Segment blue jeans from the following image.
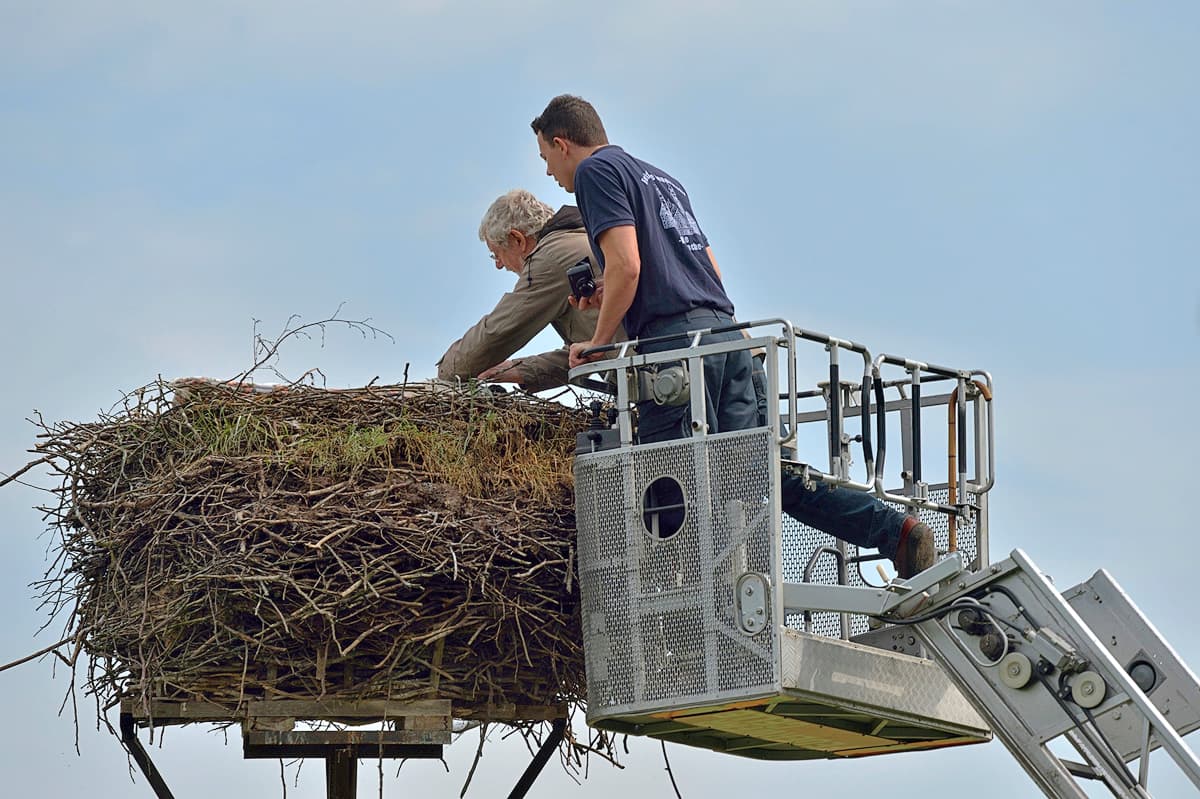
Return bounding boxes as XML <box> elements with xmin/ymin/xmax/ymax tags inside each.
<box><xmin>751</xmin><ymin>352</ymin><xmax>797</xmax><ymax>461</ymax></box>
<box><xmin>636</xmin><ymin>307</ymin><xmax>906</xmax><ymax>559</ymax></box>
<box><xmin>635</xmin><ymin>308</ymin><xmax>758</xmax><ymax>443</ymax></box>
<box><xmin>781</xmin><ymin>472</ymin><xmax>905</xmax><ymax>556</ymax></box>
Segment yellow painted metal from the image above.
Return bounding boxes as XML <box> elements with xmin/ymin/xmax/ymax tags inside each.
<box><xmin>672</xmin><ymin>708</ymin><xmax>893</xmax><ymax>752</ymax></box>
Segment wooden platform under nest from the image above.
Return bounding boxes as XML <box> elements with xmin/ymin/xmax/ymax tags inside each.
<box><xmin>123</xmin><ymin>696</ymin><xmax>565</xmax><ymax>728</ymax></box>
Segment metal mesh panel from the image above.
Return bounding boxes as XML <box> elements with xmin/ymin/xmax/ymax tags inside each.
<box><xmin>576</xmin><ymin>429</ymin><xmax>779</xmax><ymax>720</ymax></box>
<box><xmin>781</xmin><ymin>487</ymin><xmax>979</xmax><ymax>638</ymax></box>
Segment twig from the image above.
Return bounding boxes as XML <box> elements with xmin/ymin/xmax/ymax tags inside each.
<box><xmin>0</xmin><ymin>636</ymin><xmax>73</xmax><ymax>674</ymax></box>
<box><xmin>232</xmin><ymin>306</ymin><xmax>394</xmax><ymax>387</ymax></box>
<box><xmin>0</xmin><ymin>453</ymin><xmax>55</xmax><ymax>488</ymax></box>
<box><xmin>662</xmin><ymin>740</ymin><xmax>683</xmax><ymax>798</ymax></box>
<box><xmin>460</xmin><ymin>722</ymin><xmax>488</xmax><ymax>797</ymax></box>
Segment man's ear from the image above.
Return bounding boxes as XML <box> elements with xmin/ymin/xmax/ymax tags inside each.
<box><xmin>553</xmin><ymin>136</ymin><xmax>570</xmax><ymax>156</ymax></box>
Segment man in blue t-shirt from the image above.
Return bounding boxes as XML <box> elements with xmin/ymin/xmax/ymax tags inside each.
<box><xmin>530</xmin><ymin>94</ymin><xmax>934</xmax><ymax>578</ymax></box>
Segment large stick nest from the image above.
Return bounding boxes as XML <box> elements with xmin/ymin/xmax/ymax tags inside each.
<box><xmin>30</xmin><ymin>378</ymin><xmax>593</xmax><ymax>723</ymax></box>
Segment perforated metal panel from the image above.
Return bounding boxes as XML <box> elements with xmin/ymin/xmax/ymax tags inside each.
<box><xmin>575</xmin><ymin>428</ymin><xmax>780</xmax><ymax>720</ymax></box>
<box><xmin>781</xmin><ymin>487</ymin><xmax>979</xmax><ymax>638</ymax></box>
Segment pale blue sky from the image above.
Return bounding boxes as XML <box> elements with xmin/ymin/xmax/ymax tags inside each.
<box><xmin>2</xmin><ymin>2</ymin><xmax>1198</xmax><ymax>796</ymax></box>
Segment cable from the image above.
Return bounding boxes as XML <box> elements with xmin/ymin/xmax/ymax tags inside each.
<box><xmin>981</xmin><ymin>583</ymin><xmax>1044</xmax><ymax>631</ymax></box>
<box><xmin>948</xmin><ymin>598</ymin><xmax>1010</xmax><ymax>667</ymax></box>
<box><xmin>1082</xmin><ymin>704</ymin><xmax>1144</xmax><ymax>790</ymax></box>
<box><xmin>1036</xmin><ymin>671</ymin><xmax>1137</xmax><ymax>792</ymax></box>
<box><xmin>887</xmin><ymin>582</ymin><xmax>1140</xmax><ymax>789</ymax></box>
<box><xmin>947</xmin><ymin>620</ymin><xmax>1009</xmax><ymax>668</ymax></box>
<box><xmin>887</xmin><ymin>596</ymin><xmax>1010</xmax><ymax>668</ymax></box>
<box><xmin>884</xmin><ymin>595</ymin><xmax>1010</xmax><ymax>631</ymax></box>
<box><xmin>970</xmin><ymin>599</ymin><xmax>1033</xmax><ymax>637</ymax></box>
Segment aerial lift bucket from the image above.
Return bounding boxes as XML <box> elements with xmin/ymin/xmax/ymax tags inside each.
<box><xmin>569</xmin><ymin>319</ymin><xmax>992</xmax><ymax>759</ymax></box>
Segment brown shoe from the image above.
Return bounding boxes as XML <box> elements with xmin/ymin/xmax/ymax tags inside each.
<box><xmin>894</xmin><ymin>520</ymin><xmax>935</xmax><ymax>579</ymax></box>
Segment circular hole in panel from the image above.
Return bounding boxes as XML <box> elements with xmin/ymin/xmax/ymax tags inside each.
<box><xmin>642</xmin><ymin>476</ymin><xmax>686</xmax><ymax>539</ymax></box>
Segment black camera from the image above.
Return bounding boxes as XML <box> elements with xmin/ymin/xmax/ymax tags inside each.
<box><xmin>566</xmin><ymin>258</ymin><xmax>596</xmax><ymax>300</ymax></box>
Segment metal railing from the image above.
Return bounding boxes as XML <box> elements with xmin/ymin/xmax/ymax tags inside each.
<box><xmin>569</xmin><ymin>316</ymin><xmax>995</xmax><ymax>567</ymax></box>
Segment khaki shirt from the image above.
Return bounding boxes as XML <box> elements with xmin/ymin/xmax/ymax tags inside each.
<box><xmin>437</xmin><ymin>227</ymin><xmax>607</xmax><ymax>392</ymax></box>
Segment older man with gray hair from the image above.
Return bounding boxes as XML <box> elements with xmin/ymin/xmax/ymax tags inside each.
<box><xmin>437</xmin><ymin>189</ymin><xmax>606</xmax><ymax>392</ymax></box>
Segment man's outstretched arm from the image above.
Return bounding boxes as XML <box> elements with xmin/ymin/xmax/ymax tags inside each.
<box><xmin>569</xmin><ymin>224</ymin><xmax>639</xmax><ymax>368</ymax></box>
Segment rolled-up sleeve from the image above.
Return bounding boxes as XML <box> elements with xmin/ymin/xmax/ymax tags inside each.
<box><xmin>436</xmin><ymin>255</ymin><xmax>573</xmax><ymax>382</ymax></box>
<box><xmin>514</xmin><ymin>348</ymin><xmax>571</xmax><ymax>393</ymax></box>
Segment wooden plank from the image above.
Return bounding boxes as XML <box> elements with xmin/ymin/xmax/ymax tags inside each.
<box><xmin>248</xmin><ymin>730</ymin><xmax>451</xmax><ymax>746</ymax></box>
<box><xmin>122</xmin><ymin>699</ymin><xmax>244</xmax><ymax>723</ymax></box>
<box><xmin>243</xmin><ymin>729</ymin><xmax>450</xmax><ymax>758</ymax></box>
<box><xmin>246</xmin><ymin>699</ymin><xmax>450</xmax><ymax>718</ymax></box>
<box><xmin>122</xmin><ymin>698</ymin><xmax>451</xmax><ymax>723</ymax></box>
<box><xmin>122</xmin><ymin>696</ymin><xmax>565</xmax><ymax>724</ymax></box>
<box><xmin>245</xmin><ymin>716</ymin><xmax>296</xmax><ymax>732</ymax></box>
<box><xmin>454</xmin><ymin>703</ymin><xmax>566</xmax><ymax>722</ymax></box>
<box><xmin>400</xmin><ymin>715</ymin><xmax>450</xmax><ymax>732</ymax></box>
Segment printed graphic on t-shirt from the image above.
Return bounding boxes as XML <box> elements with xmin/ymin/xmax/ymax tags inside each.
<box><xmin>641</xmin><ymin>170</ymin><xmax>705</xmax><ymax>252</ymax></box>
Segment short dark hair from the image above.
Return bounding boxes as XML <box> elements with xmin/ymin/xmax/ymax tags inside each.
<box><xmin>531</xmin><ymin>95</ymin><xmax>609</xmax><ymax>147</ymax></box>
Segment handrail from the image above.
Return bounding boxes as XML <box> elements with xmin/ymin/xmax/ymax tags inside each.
<box><xmin>870</xmin><ymin>353</ymin><xmax>994</xmax><ymax>516</ymax></box>
<box><xmin>801</xmin><ymin>546</ymin><xmax>848</xmax><ymax>638</ymax></box>
<box><xmin>968</xmin><ymin>370</ymin><xmax>995</xmax><ymax>494</ymax></box>
<box><xmin>946</xmin><ymin>377</ymin><xmax>994</xmax><ymax>552</ymax></box>
<box><xmin>568</xmin><ymin>317</ymin><xmax>799</xmax><ymax>450</ymax></box>
<box><xmin>785</xmin><ymin>327</ymin><xmax>874</xmax><ymax>488</ymax></box>
<box><xmin>569</xmin><ymin>317</ymin><xmax>994</xmax><ymax>521</ymax></box>
<box><xmin>576</xmin><ymin>319</ymin><xmax>759</xmax><ymax>360</ymax></box>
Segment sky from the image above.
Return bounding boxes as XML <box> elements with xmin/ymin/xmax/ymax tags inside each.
<box><xmin>1</xmin><ymin>1</ymin><xmax>1199</xmax><ymax>796</ymax></box>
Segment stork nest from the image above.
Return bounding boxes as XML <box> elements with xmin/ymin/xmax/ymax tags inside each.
<box><xmin>28</xmin><ymin>378</ymin><xmax>595</xmax><ymax>727</ymax></box>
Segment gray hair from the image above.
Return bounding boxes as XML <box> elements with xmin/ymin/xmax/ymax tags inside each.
<box><xmin>478</xmin><ymin>189</ymin><xmax>554</xmax><ymax>246</ymax></box>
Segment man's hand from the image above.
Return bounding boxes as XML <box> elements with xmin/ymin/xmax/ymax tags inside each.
<box><xmin>569</xmin><ymin>340</ymin><xmax>607</xmax><ymax>369</ymax></box>
<box><xmin>477</xmin><ymin>359</ymin><xmax>522</xmax><ymax>383</ymax></box>
<box><xmin>570</xmin><ymin>226</ymin><xmax>639</xmax><ymax>369</ymax></box>
<box><xmin>567</xmin><ymin>277</ymin><xmax>605</xmax><ymax>312</ymax></box>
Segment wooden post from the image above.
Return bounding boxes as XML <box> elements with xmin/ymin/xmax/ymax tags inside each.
<box><xmin>326</xmin><ymin>748</ymin><xmax>357</xmax><ymax>799</ymax></box>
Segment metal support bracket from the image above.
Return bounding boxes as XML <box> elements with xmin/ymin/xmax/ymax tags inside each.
<box><xmin>779</xmin><ymin>554</ymin><xmax>966</xmax><ymax>618</ymax></box>
<box><xmin>507</xmin><ymin>717</ymin><xmax>567</xmax><ymax>799</ymax></box>
<box><xmin>735</xmin><ymin>572</ymin><xmax>770</xmax><ymax>634</ymax></box>
<box><xmin>119</xmin><ymin>712</ymin><xmax>176</xmax><ymax>799</ymax></box>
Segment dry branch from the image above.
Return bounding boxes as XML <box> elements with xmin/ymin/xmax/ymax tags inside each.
<box><xmin>25</xmin><ymin>376</ymin><xmax>606</xmax><ymax>764</ymax></box>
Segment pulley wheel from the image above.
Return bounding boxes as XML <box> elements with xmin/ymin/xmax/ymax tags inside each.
<box><xmin>1070</xmin><ymin>671</ymin><xmax>1107</xmax><ymax>709</ymax></box>
<box><xmin>999</xmin><ymin>652</ymin><xmax>1033</xmax><ymax>689</ymax></box>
